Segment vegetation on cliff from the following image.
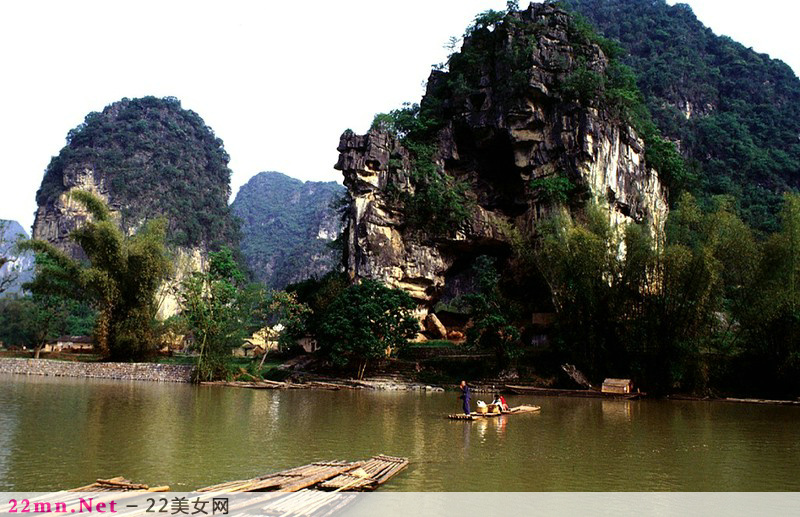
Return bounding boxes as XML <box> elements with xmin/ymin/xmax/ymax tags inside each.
<box><xmin>230</xmin><ymin>171</ymin><xmax>344</xmax><ymax>288</ymax></box>
<box><xmin>563</xmin><ymin>0</ymin><xmax>800</xmax><ymax>231</ymax></box>
<box><xmin>370</xmin><ymin>2</ymin><xmax>683</xmax><ymax>238</ymax></box>
<box><xmin>36</xmin><ymin>96</ymin><xmax>239</xmax><ymax>249</ymax></box>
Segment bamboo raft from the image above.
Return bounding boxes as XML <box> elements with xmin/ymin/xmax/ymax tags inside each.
<box><xmin>319</xmin><ymin>455</ymin><xmax>409</xmax><ymax>491</ymax></box>
<box><xmin>196</xmin><ymin>455</ymin><xmax>408</xmax><ymax>493</ymax></box>
<box><xmin>70</xmin><ymin>477</ymin><xmax>170</xmax><ymax>492</ymax></box>
<box><xmin>448</xmin><ymin>404</ymin><xmax>541</xmax><ymax>420</ymax></box>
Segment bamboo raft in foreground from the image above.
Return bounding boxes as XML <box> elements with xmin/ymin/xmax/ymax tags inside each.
<box><xmin>319</xmin><ymin>455</ymin><xmax>409</xmax><ymax>491</ymax></box>
<box><xmin>448</xmin><ymin>404</ymin><xmax>541</xmax><ymax>420</ymax></box>
<box><xmin>196</xmin><ymin>455</ymin><xmax>408</xmax><ymax>493</ymax></box>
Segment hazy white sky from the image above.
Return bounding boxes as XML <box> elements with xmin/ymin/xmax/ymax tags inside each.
<box><xmin>1</xmin><ymin>0</ymin><xmax>797</xmax><ymax>232</ymax></box>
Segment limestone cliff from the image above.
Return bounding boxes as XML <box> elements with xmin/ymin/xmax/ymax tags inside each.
<box><xmin>566</xmin><ymin>0</ymin><xmax>800</xmax><ymax>232</ymax></box>
<box><xmin>335</xmin><ymin>3</ymin><xmax>668</xmax><ymax>311</ymax></box>
<box><xmin>32</xmin><ymin>96</ymin><xmax>238</xmax><ymax>316</ymax></box>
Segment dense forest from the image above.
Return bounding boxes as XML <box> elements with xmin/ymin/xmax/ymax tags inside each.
<box><xmin>564</xmin><ymin>0</ymin><xmax>800</xmax><ymax>230</ymax></box>
<box><xmin>36</xmin><ymin>96</ymin><xmax>239</xmax><ymax>249</ymax></box>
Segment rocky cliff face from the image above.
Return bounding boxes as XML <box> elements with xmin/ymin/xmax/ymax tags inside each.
<box><xmin>0</xmin><ymin>220</ymin><xmax>34</xmax><ymax>296</ymax></box>
<box><xmin>32</xmin><ymin>164</ymin><xmax>112</xmax><ymax>259</ymax></box>
<box><xmin>32</xmin><ymin>96</ymin><xmax>238</xmax><ymax>316</ymax></box>
<box><xmin>565</xmin><ymin>0</ymin><xmax>800</xmax><ymax>231</ymax></box>
<box><xmin>231</xmin><ymin>171</ymin><xmax>344</xmax><ymax>288</ymax></box>
<box><xmin>335</xmin><ymin>3</ymin><xmax>668</xmax><ymax>310</ymax></box>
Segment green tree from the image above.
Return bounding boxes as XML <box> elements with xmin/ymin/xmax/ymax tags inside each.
<box><xmin>317</xmin><ymin>280</ymin><xmax>418</xmax><ymax>379</ymax></box>
<box><xmin>533</xmin><ymin>207</ymin><xmax>622</xmax><ymax>379</ymax></box>
<box><xmin>286</xmin><ymin>272</ymin><xmax>349</xmax><ymax>335</ymax></box>
<box><xmin>735</xmin><ymin>193</ymin><xmax>800</xmax><ymax>396</ymax></box>
<box><xmin>464</xmin><ymin>256</ymin><xmax>522</xmax><ymax>369</ymax></box>
<box><xmin>180</xmin><ymin>246</ymin><xmax>311</xmax><ymax>381</ymax></box>
<box><xmin>262</xmin><ymin>290</ymin><xmax>311</xmax><ymax>351</ymax></box>
<box><xmin>20</xmin><ymin>190</ymin><xmax>171</xmax><ymax>360</ymax></box>
<box><xmin>180</xmin><ymin>247</ymin><xmax>253</xmax><ymax>381</ymax></box>
<box><xmin>0</xmin><ymin>293</ymin><xmax>95</xmax><ymax>358</ymax></box>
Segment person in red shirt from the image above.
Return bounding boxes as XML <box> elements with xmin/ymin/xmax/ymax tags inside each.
<box><xmin>492</xmin><ymin>393</ymin><xmax>509</xmax><ymax>412</ymax></box>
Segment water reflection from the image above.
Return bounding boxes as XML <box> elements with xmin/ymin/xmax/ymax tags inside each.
<box><xmin>601</xmin><ymin>400</ymin><xmax>632</xmax><ymax>422</ymax></box>
<box><xmin>1</xmin><ymin>374</ymin><xmax>799</xmax><ymax>491</ymax></box>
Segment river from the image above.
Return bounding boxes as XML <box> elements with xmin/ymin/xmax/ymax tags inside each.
<box><xmin>1</xmin><ymin>373</ymin><xmax>799</xmax><ymax>491</ymax></box>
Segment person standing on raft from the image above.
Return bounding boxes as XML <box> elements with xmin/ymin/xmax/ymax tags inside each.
<box><xmin>459</xmin><ymin>380</ymin><xmax>471</xmax><ymax>415</ymax></box>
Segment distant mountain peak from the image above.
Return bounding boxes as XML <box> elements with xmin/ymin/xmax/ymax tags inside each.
<box><xmin>231</xmin><ymin>171</ymin><xmax>345</xmax><ymax>288</ymax></box>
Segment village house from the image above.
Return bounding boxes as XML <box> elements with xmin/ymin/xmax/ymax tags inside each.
<box><xmin>49</xmin><ymin>335</ymin><xmax>94</xmax><ymax>352</ymax></box>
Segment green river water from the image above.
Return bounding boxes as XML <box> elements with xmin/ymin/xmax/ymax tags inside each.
<box><xmin>1</xmin><ymin>373</ymin><xmax>799</xmax><ymax>491</ymax></box>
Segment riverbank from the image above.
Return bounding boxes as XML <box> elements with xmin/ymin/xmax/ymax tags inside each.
<box><xmin>0</xmin><ymin>357</ymin><xmax>447</xmax><ymax>390</ymax></box>
<box><xmin>0</xmin><ymin>358</ymin><xmax>193</xmax><ymax>382</ymax></box>
<box><xmin>3</xmin><ymin>357</ymin><xmax>798</xmax><ymax>404</ymax></box>
<box><xmin>0</xmin><ymin>357</ymin><xmax>455</xmax><ymax>392</ymax></box>
<box><xmin>200</xmin><ymin>376</ymin><xmax>447</xmax><ymax>392</ymax></box>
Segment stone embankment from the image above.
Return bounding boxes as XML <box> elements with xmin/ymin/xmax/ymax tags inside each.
<box><xmin>0</xmin><ymin>358</ymin><xmax>193</xmax><ymax>382</ymax></box>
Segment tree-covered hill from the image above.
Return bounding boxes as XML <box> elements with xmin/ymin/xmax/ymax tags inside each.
<box><xmin>231</xmin><ymin>171</ymin><xmax>344</xmax><ymax>288</ymax></box>
<box><xmin>564</xmin><ymin>0</ymin><xmax>800</xmax><ymax>231</ymax></box>
<box><xmin>35</xmin><ymin>96</ymin><xmax>239</xmax><ymax>249</ymax></box>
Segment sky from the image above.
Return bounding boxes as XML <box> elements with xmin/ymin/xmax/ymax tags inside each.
<box><xmin>0</xmin><ymin>0</ymin><xmax>798</xmax><ymax>233</ymax></box>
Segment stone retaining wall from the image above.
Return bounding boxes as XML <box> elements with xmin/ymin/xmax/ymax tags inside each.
<box><xmin>0</xmin><ymin>358</ymin><xmax>193</xmax><ymax>383</ymax></box>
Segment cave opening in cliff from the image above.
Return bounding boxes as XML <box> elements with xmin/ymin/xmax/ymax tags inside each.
<box><xmin>432</xmin><ymin>241</ymin><xmax>556</xmax><ymax>333</ymax></box>
<box><xmin>450</xmin><ymin>122</ymin><xmax>529</xmax><ymax>218</ymax></box>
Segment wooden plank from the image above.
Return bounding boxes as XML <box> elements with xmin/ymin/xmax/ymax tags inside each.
<box><xmin>278</xmin><ymin>463</ymin><xmax>363</xmax><ymax>492</ymax></box>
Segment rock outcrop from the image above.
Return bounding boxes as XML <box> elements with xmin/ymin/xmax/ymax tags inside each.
<box><xmin>32</xmin><ymin>164</ymin><xmax>112</xmax><ymax>259</ymax></box>
<box><xmin>335</xmin><ymin>3</ymin><xmax>668</xmax><ymax>312</ymax></box>
<box><xmin>424</xmin><ymin>313</ymin><xmax>448</xmax><ymax>339</ymax></box>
